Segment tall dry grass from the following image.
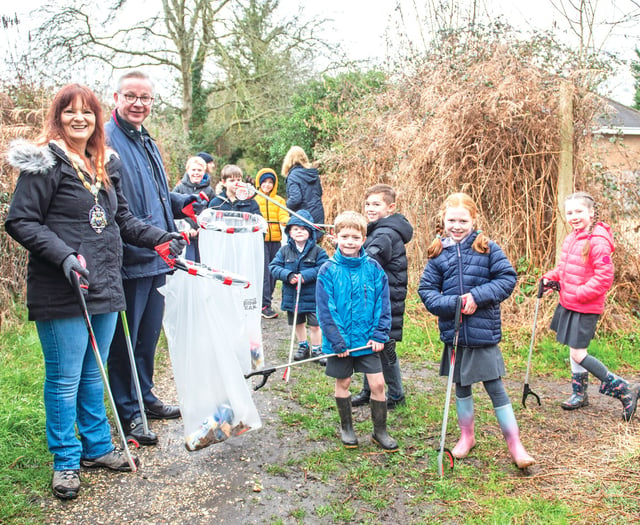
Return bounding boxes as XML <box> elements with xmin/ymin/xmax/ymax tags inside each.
<box><xmin>0</xmin><ymin>87</ymin><xmax>48</xmax><ymax>328</ymax></box>
<box><xmin>317</xmin><ymin>37</ymin><xmax>639</xmax><ymax>330</ymax></box>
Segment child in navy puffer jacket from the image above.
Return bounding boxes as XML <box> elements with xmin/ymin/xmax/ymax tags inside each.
<box><xmin>418</xmin><ymin>192</ymin><xmax>534</xmax><ymax>469</ymax></box>
<box><xmin>269</xmin><ymin>210</ymin><xmax>328</xmax><ymax>361</ymax></box>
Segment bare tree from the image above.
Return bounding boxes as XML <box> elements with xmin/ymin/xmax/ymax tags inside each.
<box><xmin>33</xmin><ymin>0</ymin><xmax>230</xmax><ymax>134</ymax></box>
<box><xmin>548</xmin><ymin>0</ymin><xmax>640</xmax><ymax>88</ymax></box>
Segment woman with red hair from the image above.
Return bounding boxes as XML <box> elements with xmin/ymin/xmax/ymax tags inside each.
<box><xmin>5</xmin><ymin>84</ymin><xmax>184</xmax><ymax>500</ymax></box>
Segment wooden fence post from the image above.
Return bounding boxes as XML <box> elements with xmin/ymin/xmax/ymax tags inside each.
<box><xmin>556</xmin><ymin>81</ymin><xmax>574</xmax><ymax>265</ymax></box>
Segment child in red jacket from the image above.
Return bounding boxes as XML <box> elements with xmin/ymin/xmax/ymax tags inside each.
<box><xmin>543</xmin><ymin>191</ymin><xmax>639</xmax><ymax>421</ymax></box>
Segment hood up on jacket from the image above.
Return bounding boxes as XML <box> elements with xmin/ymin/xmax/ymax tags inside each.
<box><xmin>254</xmin><ymin>168</ymin><xmax>279</xmax><ymax>197</ymax></box>
<box><xmin>284</xmin><ymin>209</ymin><xmax>317</xmax><ymax>242</ymax></box>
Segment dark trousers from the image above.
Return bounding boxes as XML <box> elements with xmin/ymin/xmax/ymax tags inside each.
<box><xmin>108</xmin><ymin>273</ymin><xmax>166</xmax><ymax>424</ymax></box>
<box><xmin>262</xmin><ymin>241</ymin><xmax>281</xmax><ymax>308</ymax></box>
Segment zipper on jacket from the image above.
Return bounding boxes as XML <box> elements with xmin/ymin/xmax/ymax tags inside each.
<box><xmin>455</xmin><ymin>243</ymin><xmax>468</xmax><ymax>344</ymax></box>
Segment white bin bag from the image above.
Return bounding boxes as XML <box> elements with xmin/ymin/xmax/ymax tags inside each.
<box><xmin>161</xmin><ymin>269</ymin><xmax>262</xmax><ymax>451</ymax></box>
<box><xmin>198</xmin><ymin>209</ymin><xmax>268</xmax><ymax>372</ymax></box>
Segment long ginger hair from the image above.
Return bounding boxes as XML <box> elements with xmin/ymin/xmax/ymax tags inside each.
<box><xmin>39</xmin><ymin>84</ymin><xmax>110</xmax><ymax>188</ymax></box>
<box><xmin>427</xmin><ymin>192</ymin><xmax>490</xmax><ymax>258</ymax></box>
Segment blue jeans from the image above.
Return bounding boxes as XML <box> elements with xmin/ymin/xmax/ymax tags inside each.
<box><xmin>36</xmin><ymin>312</ymin><xmax>117</xmax><ymax>471</ymax></box>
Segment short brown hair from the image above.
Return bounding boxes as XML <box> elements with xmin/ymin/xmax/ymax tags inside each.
<box><xmin>334</xmin><ymin>211</ymin><xmax>367</xmax><ymax>237</ymax></box>
<box><xmin>220</xmin><ymin>164</ymin><xmax>243</xmax><ymax>181</ymax></box>
<box><xmin>365</xmin><ymin>184</ymin><xmax>396</xmax><ymax>205</ymax></box>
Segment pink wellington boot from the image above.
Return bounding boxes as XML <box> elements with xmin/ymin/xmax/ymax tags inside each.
<box><xmin>495</xmin><ymin>404</ymin><xmax>535</xmax><ymax>469</ymax></box>
<box><xmin>451</xmin><ymin>395</ymin><xmax>476</xmax><ymax>459</ymax></box>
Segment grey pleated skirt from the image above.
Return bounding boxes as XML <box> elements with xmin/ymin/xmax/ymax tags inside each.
<box><xmin>439</xmin><ymin>343</ymin><xmax>505</xmax><ymax>387</ymax></box>
<box><xmin>550</xmin><ymin>304</ymin><xmax>600</xmax><ymax>348</ymax></box>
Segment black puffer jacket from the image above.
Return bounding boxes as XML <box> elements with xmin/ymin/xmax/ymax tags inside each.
<box><xmin>5</xmin><ymin>140</ymin><xmax>170</xmax><ymax>321</ymax></box>
<box><xmin>364</xmin><ymin>213</ymin><xmax>414</xmax><ymax>340</ymax></box>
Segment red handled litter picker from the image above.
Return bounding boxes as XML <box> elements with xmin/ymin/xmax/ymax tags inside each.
<box><xmin>437</xmin><ymin>296</ymin><xmax>463</xmax><ymax>477</ymax></box>
<box><xmin>283</xmin><ymin>275</ymin><xmax>302</xmax><ymax>383</ymax></box>
<box><xmin>246</xmin><ymin>346</ymin><xmax>371</xmax><ymax>391</ymax></box>
<box><xmin>71</xmin><ymin>258</ymin><xmax>138</xmax><ymax>472</ymax></box>
<box><xmin>155</xmin><ymin>236</ymin><xmax>251</xmax><ymax>288</ymax></box>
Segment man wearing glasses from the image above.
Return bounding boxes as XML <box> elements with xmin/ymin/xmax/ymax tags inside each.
<box><xmin>106</xmin><ymin>70</ymin><xmax>190</xmax><ymax>446</ymax></box>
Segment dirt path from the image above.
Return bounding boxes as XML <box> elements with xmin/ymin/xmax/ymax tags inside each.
<box><xmin>42</xmin><ymin>312</ymin><xmax>336</xmax><ymax>525</ymax></box>
<box><xmin>40</xmin><ymin>308</ymin><xmax>640</xmax><ymax>524</ymax></box>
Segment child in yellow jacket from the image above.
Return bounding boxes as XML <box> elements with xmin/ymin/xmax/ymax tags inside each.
<box><xmin>255</xmin><ymin>168</ymin><xmax>289</xmax><ymax>318</ymax></box>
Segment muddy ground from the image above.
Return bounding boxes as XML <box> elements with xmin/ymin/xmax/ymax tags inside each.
<box><xmin>40</xmin><ymin>307</ymin><xmax>640</xmax><ymax>524</ymax></box>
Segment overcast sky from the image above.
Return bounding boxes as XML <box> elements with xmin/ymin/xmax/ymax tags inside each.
<box><xmin>6</xmin><ymin>0</ymin><xmax>639</xmax><ymax>105</ymax></box>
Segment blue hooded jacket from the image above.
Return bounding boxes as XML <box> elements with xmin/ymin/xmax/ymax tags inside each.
<box><xmin>269</xmin><ymin>210</ymin><xmax>328</xmax><ymax>313</ymax></box>
<box><xmin>316</xmin><ymin>247</ymin><xmax>391</xmax><ymax>357</ymax></box>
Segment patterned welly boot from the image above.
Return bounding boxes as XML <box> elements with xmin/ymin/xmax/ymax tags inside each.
<box><xmin>451</xmin><ymin>395</ymin><xmax>476</xmax><ymax>459</ymax></box>
<box><xmin>495</xmin><ymin>404</ymin><xmax>535</xmax><ymax>469</ymax></box>
<box><xmin>599</xmin><ymin>372</ymin><xmax>640</xmax><ymax>422</ymax></box>
<box><xmin>561</xmin><ymin>372</ymin><xmax>589</xmax><ymax>410</ymax></box>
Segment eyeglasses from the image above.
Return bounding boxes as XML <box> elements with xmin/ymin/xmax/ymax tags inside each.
<box><xmin>118</xmin><ymin>92</ymin><xmax>154</xmax><ymax>106</ymax></box>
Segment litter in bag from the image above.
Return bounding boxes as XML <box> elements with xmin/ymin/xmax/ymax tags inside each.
<box><xmin>161</xmin><ymin>268</ymin><xmax>261</xmax><ymax>451</ymax></box>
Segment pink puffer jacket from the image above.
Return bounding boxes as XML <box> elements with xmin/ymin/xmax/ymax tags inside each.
<box><xmin>543</xmin><ymin>222</ymin><xmax>614</xmax><ymax>314</ymax></box>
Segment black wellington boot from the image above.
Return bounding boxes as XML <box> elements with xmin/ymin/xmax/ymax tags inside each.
<box><xmin>370</xmin><ymin>399</ymin><xmax>398</xmax><ymax>452</ymax></box>
<box><xmin>561</xmin><ymin>372</ymin><xmax>589</xmax><ymax>410</ymax></box>
<box><xmin>335</xmin><ymin>397</ymin><xmax>358</xmax><ymax>448</ymax></box>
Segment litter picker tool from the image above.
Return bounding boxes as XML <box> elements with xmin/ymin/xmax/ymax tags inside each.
<box><xmin>438</xmin><ymin>296</ymin><xmax>463</xmax><ymax>477</ymax></box>
<box><xmin>120</xmin><ymin>310</ymin><xmax>150</xmax><ymax>439</ymax></box>
<box><xmin>522</xmin><ymin>279</ymin><xmax>560</xmax><ymax>408</ymax></box>
<box><xmin>71</xmin><ymin>256</ymin><xmax>138</xmax><ymax>472</ymax></box>
<box><xmin>235</xmin><ymin>182</ymin><xmax>330</xmax><ymax>234</ymax></box>
<box><xmin>283</xmin><ymin>275</ymin><xmax>302</xmax><ymax>383</ymax></box>
<box><xmin>246</xmin><ymin>346</ymin><xmax>371</xmax><ymax>391</ymax></box>
<box><xmin>155</xmin><ymin>238</ymin><xmax>251</xmax><ymax>288</ymax></box>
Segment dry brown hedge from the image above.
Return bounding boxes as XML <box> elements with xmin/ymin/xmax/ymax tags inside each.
<box><xmin>317</xmin><ymin>37</ymin><xmax>640</xmax><ymax>330</ymax></box>
<box><xmin>0</xmin><ymin>87</ymin><xmax>48</xmax><ymax>329</ymax></box>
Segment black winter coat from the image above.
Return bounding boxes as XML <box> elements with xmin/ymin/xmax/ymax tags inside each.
<box><xmin>285</xmin><ymin>165</ymin><xmax>324</xmax><ymax>225</ymax></box>
<box><xmin>5</xmin><ymin>141</ymin><xmax>170</xmax><ymax>321</ymax></box>
<box><xmin>364</xmin><ymin>213</ymin><xmax>413</xmax><ymax>340</ymax></box>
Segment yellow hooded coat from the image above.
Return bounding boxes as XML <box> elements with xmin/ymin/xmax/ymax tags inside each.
<box><xmin>254</xmin><ymin>168</ymin><xmax>289</xmax><ymax>242</ymax></box>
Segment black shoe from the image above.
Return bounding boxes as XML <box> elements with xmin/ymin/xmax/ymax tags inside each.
<box><xmin>311</xmin><ymin>347</ymin><xmax>327</xmax><ymax>366</ymax></box>
<box><xmin>261</xmin><ymin>306</ymin><xmax>278</xmax><ymax>319</ymax></box>
<box><xmin>351</xmin><ymin>390</ymin><xmax>371</xmax><ymax>407</ymax></box>
<box><xmin>125</xmin><ymin>416</ymin><xmax>158</xmax><ymax>446</ymax></box>
<box><xmin>293</xmin><ymin>342</ymin><xmax>310</xmax><ymax>361</ymax></box>
<box><xmin>387</xmin><ymin>396</ymin><xmax>406</xmax><ymax>409</ymax></box>
<box><xmin>145</xmin><ymin>400</ymin><xmax>181</xmax><ymax>420</ymax></box>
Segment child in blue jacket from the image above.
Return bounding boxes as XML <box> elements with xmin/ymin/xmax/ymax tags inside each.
<box><xmin>418</xmin><ymin>193</ymin><xmax>534</xmax><ymax>469</ymax></box>
<box><xmin>269</xmin><ymin>210</ymin><xmax>328</xmax><ymax>361</ymax></box>
<box><xmin>316</xmin><ymin>211</ymin><xmax>397</xmax><ymax>452</ymax></box>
